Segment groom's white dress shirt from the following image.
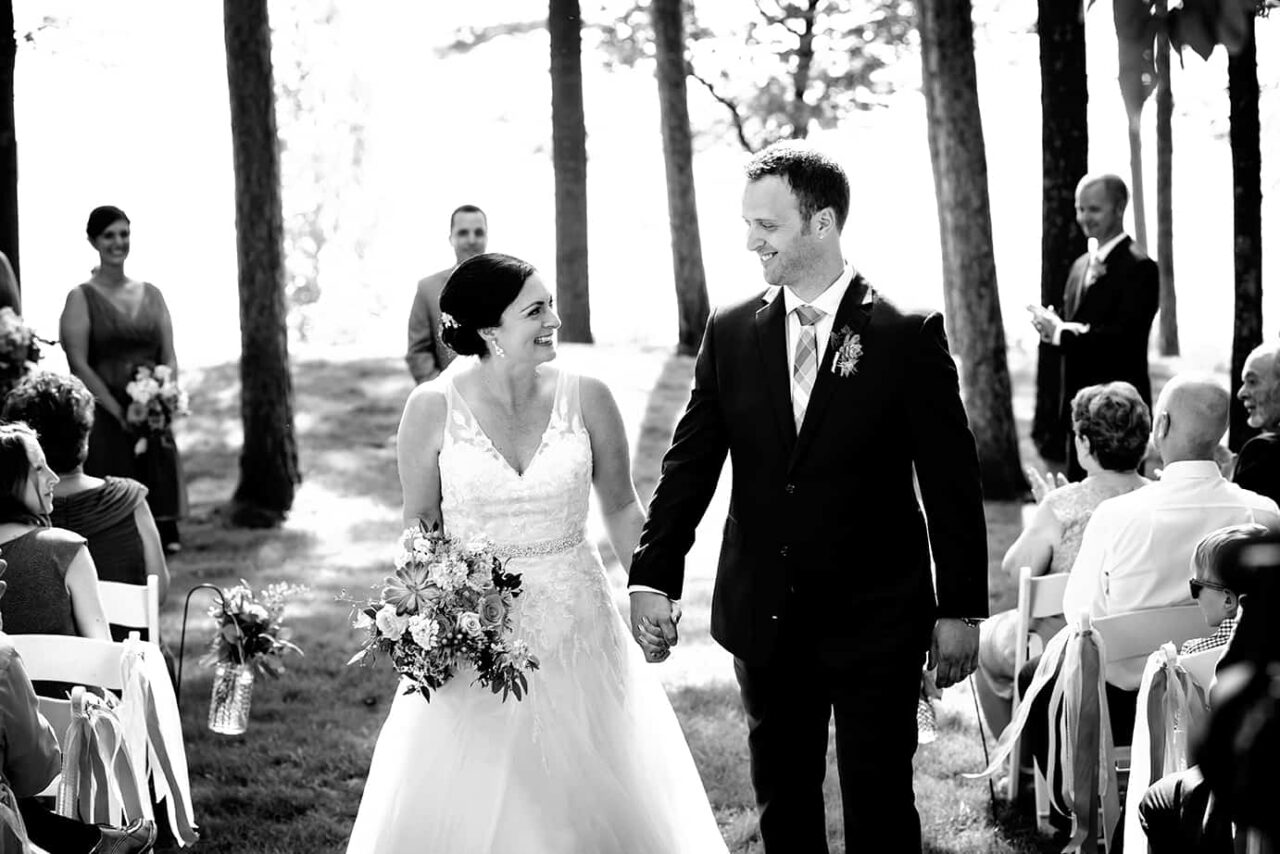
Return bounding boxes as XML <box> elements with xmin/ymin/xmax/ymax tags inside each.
<box><xmin>1061</xmin><ymin>459</ymin><xmax>1280</xmax><ymax>689</ymax></box>
<box><xmin>777</xmin><ymin>265</ymin><xmax>855</xmax><ymax>391</ymax></box>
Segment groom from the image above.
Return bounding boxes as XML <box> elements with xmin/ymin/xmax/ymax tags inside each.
<box><xmin>629</xmin><ymin>143</ymin><xmax>988</xmax><ymax>853</ymax></box>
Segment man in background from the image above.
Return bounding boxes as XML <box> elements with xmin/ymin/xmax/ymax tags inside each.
<box><xmin>1234</xmin><ymin>341</ymin><xmax>1280</xmax><ymax>504</ymax></box>
<box><xmin>405</xmin><ymin>205</ymin><xmax>487</xmax><ymax>384</ymax></box>
<box><xmin>1029</xmin><ymin>174</ymin><xmax>1159</xmax><ymax>480</ymax></box>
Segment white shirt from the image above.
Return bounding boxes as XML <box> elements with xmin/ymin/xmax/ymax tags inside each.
<box><xmin>1061</xmin><ymin>460</ymin><xmax>1280</xmax><ymax>689</ymax></box>
<box><xmin>777</xmin><ymin>265</ymin><xmax>856</xmax><ymax>389</ymax></box>
<box><xmin>1049</xmin><ymin>233</ymin><xmax>1129</xmax><ymax>346</ymax></box>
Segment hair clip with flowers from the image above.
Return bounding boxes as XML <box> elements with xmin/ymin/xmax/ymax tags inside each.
<box><xmin>440</xmin><ymin>312</ymin><xmax>460</xmax><ymax>331</ymax></box>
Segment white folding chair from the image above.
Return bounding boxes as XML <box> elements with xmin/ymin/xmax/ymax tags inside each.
<box><xmin>1008</xmin><ymin>565</ymin><xmax>1070</xmax><ymax>815</ymax></box>
<box><xmin>1066</xmin><ymin>605</ymin><xmax>1209</xmax><ymax>851</ymax></box>
<box><xmin>9</xmin><ymin>634</ymin><xmax>133</xmax><ymax>799</ymax></box>
<box><xmin>98</xmin><ymin>577</ymin><xmax>161</xmax><ymax>639</ymax></box>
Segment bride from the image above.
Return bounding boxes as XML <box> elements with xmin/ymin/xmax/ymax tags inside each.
<box><xmin>346</xmin><ymin>253</ymin><xmax>728</xmax><ymax>853</ymax></box>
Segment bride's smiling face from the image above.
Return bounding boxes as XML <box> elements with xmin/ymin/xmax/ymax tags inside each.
<box><xmin>486</xmin><ymin>274</ymin><xmax>560</xmax><ymax>364</ymax></box>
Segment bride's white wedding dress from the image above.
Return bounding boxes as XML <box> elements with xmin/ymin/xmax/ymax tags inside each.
<box><xmin>347</xmin><ymin>369</ymin><xmax>728</xmax><ymax>853</ymax></box>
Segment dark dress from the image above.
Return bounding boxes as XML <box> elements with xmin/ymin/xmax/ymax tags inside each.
<box><xmin>51</xmin><ymin>477</ymin><xmax>152</xmax><ymax>643</ymax></box>
<box><xmin>0</xmin><ymin>527</ymin><xmax>89</xmax><ymax>697</ymax></box>
<box><xmin>1233</xmin><ymin>432</ymin><xmax>1280</xmax><ymax>505</ymax></box>
<box><xmin>78</xmin><ymin>282</ymin><xmax>187</xmax><ymax>525</ymax></box>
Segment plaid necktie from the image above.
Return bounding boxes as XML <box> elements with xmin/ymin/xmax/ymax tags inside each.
<box><xmin>792</xmin><ymin>304</ymin><xmax>825</xmax><ymax>429</ymax></box>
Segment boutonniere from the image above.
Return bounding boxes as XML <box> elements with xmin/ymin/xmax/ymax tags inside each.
<box><xmin>830</xmin><ymin>326</ymin><xmax>862</xmax><ymax>377</ymax></box>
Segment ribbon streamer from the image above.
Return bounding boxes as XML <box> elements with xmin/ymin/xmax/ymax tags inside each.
<box><xmin>966</xmin><ymin>617</ymin><xmax>1122</xmax><ymax>852</ymax></box>
<box><xmin>120</xmin><ymin>638</ymin><xmax>198</xmax><ymax>845</ymax></box>
<box><xmin>1121</xmin><ymin>643</ymin><xmax>1211</xmax><ymax>854</ymax></box>
<box><xmin>55</xmin><ymin>687</ymin><xmax>146</xmax><ymax>826</ymax></box>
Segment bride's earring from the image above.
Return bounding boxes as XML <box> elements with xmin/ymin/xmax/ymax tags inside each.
<box><xmin>492</xmin><ymin>341</ymin><xmax>506</xmax><ymax>359</ymax></box>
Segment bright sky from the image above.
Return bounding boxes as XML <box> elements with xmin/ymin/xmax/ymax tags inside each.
<box><xmin>10</xmin><ymin>0</ymin><xmax>1280</xmax><ymax>373</ymax></box>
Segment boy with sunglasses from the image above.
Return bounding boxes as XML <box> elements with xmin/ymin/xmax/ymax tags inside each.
<box><xmin>1181</xmin><ymin>523</ymin><xmax>1269</xmax><ymax>656</ymax></box>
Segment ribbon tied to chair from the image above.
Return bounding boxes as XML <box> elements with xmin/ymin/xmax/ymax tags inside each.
<box><xmin>967</xmin><ymin>615</ymin><xmax>1121</xmax><ymax>852</ymax></box>
<box><xmin>119</xmin><ymin>637</ymin><xmax>198</xmax><ymax>846</ymax></box>
<box><xmin>1122</xmin><ymin>643</ymin><xmax>1211</xmax><ymax>854</ymax></box>
<box><xmin>56</xmin><ymin>686</ymin><xmax>146</xmax><ymax>826</ymax></box>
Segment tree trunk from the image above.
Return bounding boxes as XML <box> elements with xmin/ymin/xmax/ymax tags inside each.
<box><xmin>918</xmin><ymin>0</ymin><xmax>1028</xmax><ymax>499</ymax></box>
<box><xmin>1031</xmin><ymin>0</ymin><xmax>1088</xmax><ymax>464</ymax></box>
<box><xmin>1228</xmin><ymin>14</ymin><xmax>1261</xmax><ymax>452</ymax></box>
<box><xmin>652</xmin><ymin>0</ymin><xmax>709</xmax><ymax>356</ymax></box>
<box><xmin>224</xmin><ymin>0</ymin><xmax>300</xmax><ymax>527</ymax></box>
<box><xmin>1112</xmin><ymin>0</ymin><xmax>1152</xmax><ymax>253</ymax></box>
<box><xmin>548</xmin><ymin>0</ymin><xmax>592</xmax><ymax>343</ymax></box>
<box><xmin>787</xmin><ymin>0</ymin><xmax>820</xmax><ymax>139</ymax></box>
<box><xmin>0</xmin><ymin>0</ymin><xmax>17</xmax><ymax>283</ymax></box>
<box><xmin>1154</xmin><ymin>0</ymin><xmax>1178</xmax><ymax>355</ymax></box>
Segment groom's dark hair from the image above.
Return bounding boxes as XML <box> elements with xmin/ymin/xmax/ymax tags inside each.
<box><xmin>745</xmin><ymin>143</ymin><xmax>850</xmax><ymax>232</ymax></box>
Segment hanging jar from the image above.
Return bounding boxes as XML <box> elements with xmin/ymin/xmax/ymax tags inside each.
<box><xmin>207</xmin><ymin>660</ymin><xmax>255</xmax><ymax>735</ymax></box>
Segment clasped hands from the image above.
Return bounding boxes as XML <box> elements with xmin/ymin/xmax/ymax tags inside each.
<box><xmin>629</xmin><ymin>591</ymin><xmax>681</xmax><ymax>663</ymax></box>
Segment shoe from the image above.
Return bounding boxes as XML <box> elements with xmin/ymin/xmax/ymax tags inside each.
<box><xmin>92</xmin><ymin>818</ymin><xmax>157</xmax><ymax>853</ymax></box>
<box><xmin>916</xmin><ymin>697</ymin><xmax>938</xmax><ymax>745</ymax></box>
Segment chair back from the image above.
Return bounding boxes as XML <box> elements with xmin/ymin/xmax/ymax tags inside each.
<box><xmin>8</xmin><ymin>634</ymin><xmax>132</xmax><ymax>800</ymax></box>
<box><xmin>1178</xmin><ymin>645</ymin><xmax>1224</xmax><ymax>693</ymax></box>
<box><xmin>98</xmin><ymin>577</ymin><xmax>161</xmax><ymax>639</ymax></box>
<box><xmin>1009</xmin><ymin>566</ymin><xmax>1070</xmax><ymax>810</ymax></box>
<box><xmin>1091</xmin><ymin>605</ymin><xmax>1208</xmax><ymax>667</ymax></box>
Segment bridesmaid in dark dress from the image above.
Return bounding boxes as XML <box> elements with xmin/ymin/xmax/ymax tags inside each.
<box><xmin>59</xmin><ymin>206</ymin><xmax>187</xmax><ymax>553</ymax></box>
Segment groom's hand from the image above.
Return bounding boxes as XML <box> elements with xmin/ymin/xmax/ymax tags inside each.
<box><xmin>929</xmin><ymin>618</ymin><xmax>979</xmax><ymax>689</ymax></box>
<box><xmin>629</xmin><ymin>591</ymin><xmax>679</xmax><ymax>661</ymax></box>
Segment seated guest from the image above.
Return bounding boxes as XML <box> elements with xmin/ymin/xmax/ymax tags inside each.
<box><xmin>1061</xmin><ymin>373</ymin><xmax>1279</xmax><ymax>685</ymax></box>
<box><xmin>0</xmin><ymin>561</ymin><xmax>156</xmax><ymax>853</ymax></box>
<box><xmin>1180</xmin><ymin>523</ymin><xmax>1268</xmax><ymax>657</ymax></box>
<box><xmin>1140</xmin><ymin>532</ymin><xmax>1280</xmax><ymax>853</ymax></box>
<box><xmin>1234</xmin><ymin>341</ymin><xmax>1280</xmax><ymax>504</ymax></box>
<box><xmin>3</xmin><ymin>373</ymin><xmax>169</xmax><ymax>640</ymax></box>
<box><xmin>975</xmin><ymin>381</ymin><xmax>1150</xmax><ymax>735</ymax></box>
<box><xmin>1026</xmin><ymin>374</ymin><xmax>1279</xmax><ymax>828</ymax></box>
<box><xmin>0</xmin><ymin>422</ymin><xmax>110</xmax><ymax>651</ymax></box>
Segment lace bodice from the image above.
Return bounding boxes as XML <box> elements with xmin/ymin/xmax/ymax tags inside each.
<box><xmin>439</xmin><ymin>369</ymin><xmax>591</xmax><ymax>550</ymax></box>
<box><xmin>1043</xmin><ymin>475</ymin><xmax>1147</xmax><ymax>574</ymax></box>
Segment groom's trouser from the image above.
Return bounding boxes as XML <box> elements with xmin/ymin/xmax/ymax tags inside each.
<box><xmin>734</xmin><ymin>637</ymin><xmax>924</xmax><ymax>854</ymax></box>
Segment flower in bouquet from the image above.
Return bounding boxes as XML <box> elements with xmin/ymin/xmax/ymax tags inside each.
<box><xmin>344</xmin><ymin>524</ymin><xmax>539</xmax><ymax>702</ymax></box>
<box><xmin>200</xmin><ymin>579</ymin><xmax>307</xmax><ymax>679</ymax></box>
<box><xmin>125</xmin><ymin>364</ymin><xmax>190</xmax><ymax>455</ymax></box>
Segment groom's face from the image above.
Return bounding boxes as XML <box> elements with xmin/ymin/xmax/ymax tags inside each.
<box><xmin>743</xmin><ymin>176</ymin><xmax>822</xmax><ymax>289</ymax></box>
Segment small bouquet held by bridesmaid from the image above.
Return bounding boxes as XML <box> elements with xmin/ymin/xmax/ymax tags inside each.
<box><xmin>125</xmin><ymin>364</ymin><xmax>189</xmax><ymax>455</ymax></box>
<box><xmin>345</xmin><ymin>524</ymin><xmax>539</xmax><ymax>702</ymax></box>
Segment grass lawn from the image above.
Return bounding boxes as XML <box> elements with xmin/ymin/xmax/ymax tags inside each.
<box><xmin>164</xmin><ymin>347</ymin><xmax>1062</xmax><ymax>853</ymax></box>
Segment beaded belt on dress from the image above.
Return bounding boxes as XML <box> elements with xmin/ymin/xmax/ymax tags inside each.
<box><xmin>490</xmin><ymin>531</ymin><xmax>585</xmax><ymax>559</ymax></box>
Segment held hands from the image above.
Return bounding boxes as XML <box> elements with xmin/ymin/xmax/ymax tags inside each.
<box><xmin>1026</xmin><ymin>304</ymin><xmax>1061</xmax><ymax>343</ymax></box>
<box><xmin>928</xmin><ymin>618</ymin><xmax>979</xmax><ymax>689</ymax></box>
<box><xmin>629</xmin><ymin>591</ymin><xmax>680</xmax><ymax>663</ymax></box>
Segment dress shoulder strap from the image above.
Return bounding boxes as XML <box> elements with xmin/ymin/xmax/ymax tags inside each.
<box><xmin>554</xmin><ymin>369</ymin><xmax>585</xmax><ymax>433</ymax></box>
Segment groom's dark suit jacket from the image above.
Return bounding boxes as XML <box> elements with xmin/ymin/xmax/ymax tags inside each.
<box><xmin>630</xmin><ymin>275</ymin><xmax>988</xmax><ymax>666</ymax></box>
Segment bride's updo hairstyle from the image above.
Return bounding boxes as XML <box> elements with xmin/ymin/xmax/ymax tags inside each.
<box><xmin>439</xmin><ymin>253</ymin><xmax>537</xmax><ymax>358</ymax></box>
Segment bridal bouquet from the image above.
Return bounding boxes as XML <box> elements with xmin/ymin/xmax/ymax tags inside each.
<box><xmin>125</xmin><ymin>364</ymin><xmax>189</xmax><ymax>455</ymax></box>
<box><xmin>0</xmin><ymin>308</ymin><xmax>44</xmax><ymax>395</ymax></box>
<box><xmin>345</xmin><ymin>524</ymin><xmax>539</xmax><ymax>702</ymax></box>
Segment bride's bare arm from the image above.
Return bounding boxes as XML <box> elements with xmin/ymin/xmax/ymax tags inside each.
<box><xmin>397</xmin><ymin>385</ymin><xmax>448</xmax><ymax>529</ymax></box>
<box><xmin>581</xmin><ymin>376</ymin><xmax>645</xmax><ymax>571</ymax></box>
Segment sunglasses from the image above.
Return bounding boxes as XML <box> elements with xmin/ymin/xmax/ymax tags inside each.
<box><xmin>1189</xmin><ymin>578</ymin><xmax>1231</xmax><ymax>599</ymax></box>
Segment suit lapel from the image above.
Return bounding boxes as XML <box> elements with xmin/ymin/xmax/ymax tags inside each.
<box><xmin>754</xmin><ymin>290</ymin><xmax>796</xmax><ymax>449</ymax></box>
<box><xmin>790</xmin><ymin>275</ymin><xmax>873</xmax><ymax>468</ymax></box>
<box><xmin>1077</xmin><ymin>236</ymin><xmax>1133</xmax><ymax>317</ymax></box>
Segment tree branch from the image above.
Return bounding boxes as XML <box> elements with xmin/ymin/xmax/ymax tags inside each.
<box><xmin>753</xmin><ymin>0</ymin><xmax>805</xmax><ymax>36</ymax></box>
<box><xmin>437</xmin><ymin>19</ymin><xmax>546</xmax><ymax>56</ymax></box>
<box><xmin>687</xmin><ymin>64</ymin><xmax>756</xmax><ymax>152</ymax></box>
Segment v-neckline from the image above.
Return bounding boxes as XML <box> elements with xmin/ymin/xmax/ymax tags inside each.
<box><xmin>450</xmin><ymin>372</ymin><xmax>561</xmax><ymax>478</ymax></box>
<box><xmin>85</xmin><ymin>282</ymin><xmax>148</xmax><ymax>322</ymax></box>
